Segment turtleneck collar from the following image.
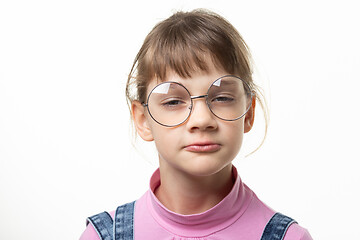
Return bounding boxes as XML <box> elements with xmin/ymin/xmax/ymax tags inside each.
<box><xmin>146</xmin><ymin>165</ymin><xmax>253</xmax><ymax>237</ymax></box>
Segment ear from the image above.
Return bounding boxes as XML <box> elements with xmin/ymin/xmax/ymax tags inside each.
<box><xmin>131</xmin><ymin>101</ymin><xmax>154</xmax><ymax>141</ymax></box>
<box><xmin>244</xmin><ymin>96</ymin><xmax>256</xmax><ymax>133</ymax></box>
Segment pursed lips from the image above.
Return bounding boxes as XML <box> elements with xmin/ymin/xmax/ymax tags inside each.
<box><xmin>184</xmin><ymin>142</ymin><xmax>221</xmax><ymax>153</ymax></box>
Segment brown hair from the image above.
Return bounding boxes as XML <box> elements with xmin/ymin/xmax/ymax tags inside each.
<box><xmin>126</xmin><ymin>9</ymin><xmax>268</xmax><ymax>154</ymax></box>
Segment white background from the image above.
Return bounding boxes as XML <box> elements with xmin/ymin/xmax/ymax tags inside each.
<box><xmin>1</xmin><ymin>0</ymin><xmax>359</xmax><ymax>239</ymax></box>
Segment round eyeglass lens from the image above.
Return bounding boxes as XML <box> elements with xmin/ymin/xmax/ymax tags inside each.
<box><xmin>207</xmin><ymin>76</ymin><xmax>252</xmax><ymax>121</ymax></box>
<box><xmin>146</xmin><ymin>82</ymin><xmax>191</xmax><ymax>127</ymax></box>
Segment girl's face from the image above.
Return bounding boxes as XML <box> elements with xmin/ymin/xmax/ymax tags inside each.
<box><xmin>132</xmin><ymin>65</ymin><xmax>255</xmax><ymax>178</ymax></box>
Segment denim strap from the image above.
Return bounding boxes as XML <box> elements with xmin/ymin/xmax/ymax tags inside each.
<box><xmin>87</xmin><ymin>211</ymin><xmax>114</xmax><ymax>240</ymax></box>
<box><xmin>114</xmin><ymin>201</ymin><xmax>136</xmax><ymax>240</ymax></box>
<box><xmin>260</xmin><ymin>212</ymin><xmax>297</xmax><ymax>240</ymax></box>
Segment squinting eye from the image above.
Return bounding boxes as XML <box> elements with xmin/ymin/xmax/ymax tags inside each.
<box><xmin>163</xmin><ymin>100</ymin><xmax>182</xmax><ymax>106</ymax></box>
<box><xmin>211</xmin><ymin>96</ymin><xmax>235</xmax><ymax>103</ymax></box>
<box><xmin>161</xmin><ymin>98</ymin><xmax>188</xmax><ymax>108</ymax></box>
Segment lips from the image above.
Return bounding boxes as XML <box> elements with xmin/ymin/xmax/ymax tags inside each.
<box><xmin>184</xmin><ymin>142</ymin><xmax>221</xmax><ymax>153</ymax></box>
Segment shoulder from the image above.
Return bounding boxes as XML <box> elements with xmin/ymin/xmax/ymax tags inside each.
<box><xmin>79</xmin><ymin>199</ymin><xmax>139</xmax><ymax>240</ymax></box>
<box><xmin>79</xmin><ymin>210</ymin><xmax>116</xmax><ymax>240</ymax></box>
<box><xmin>244</xmin><ymin>186</ymin><xmax>313</xmax><ymax>239</ymax></box>
<box><xmin>284</xmin><ymin>223</ymin><xmax>313</xmax><ymax>240</ymax></box>
<box><xmin>79</xmin><ymin>223</ymin><xmax>100</xmax><ymax>240</ymax></box>
<box><xmin>79</xmin><ymin>193</ymin><xmax>146</xmax><ymax>240</ymax></box>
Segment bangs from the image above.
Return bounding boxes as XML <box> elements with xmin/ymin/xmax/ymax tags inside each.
<box><xmin>146</xmin><ymin>42</ymin><xmax>216</xmax><ymax>81</ymax></box>
<box><xmin>140</xmin><ymin>11</ymin><xmax>243</xmax><ymax>81</ymax></box>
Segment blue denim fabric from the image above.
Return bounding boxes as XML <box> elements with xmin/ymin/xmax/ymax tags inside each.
<box><xmin>114</xmin><ymin>201</ymin><xmax>135</xmax><ymax>240</ymax></box>
<box><xmin>87</xmin><ymin>212</ymin><xmax>113</xmax><ymax>240</ymax></box>
<box><xmin>87</xmin><ymin>201</ymin><xmax>135</xmax><ymax>240</ymax></box>
<box><xmin>260</xmin><ymin>213</ymin><xmax>297</xmax><ymax>240</ymax></box>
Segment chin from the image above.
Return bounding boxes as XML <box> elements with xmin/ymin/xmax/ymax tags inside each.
<box><xmin>182</xmin><ymin>160</ymin><xmax>231</xmax><ymax>177</ymax></box>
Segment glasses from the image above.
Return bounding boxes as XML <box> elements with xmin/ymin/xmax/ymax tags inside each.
<box><xmin>142</xmin><ymin>75</ymin><xmax>253</xmax><ymax>127</ymax></box>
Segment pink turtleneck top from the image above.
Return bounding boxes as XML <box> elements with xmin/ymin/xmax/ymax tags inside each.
<box><xmin>80</xmin><ymin>167</ymin><xmax>312</xmax><ymax>239</ymax></box>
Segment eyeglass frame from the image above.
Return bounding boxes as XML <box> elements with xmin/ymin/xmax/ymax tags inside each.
<box><xmin>142</xmin><ymin>75</ymin><xmax>254</xmax><ymax>127</ymax></box>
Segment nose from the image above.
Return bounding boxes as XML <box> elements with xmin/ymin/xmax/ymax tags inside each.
<box><xmin>186</xmin><ymin>96</ymin><xmax>218</xmax><ymax>132</ymax></box>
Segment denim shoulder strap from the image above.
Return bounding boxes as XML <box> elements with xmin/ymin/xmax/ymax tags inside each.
<box><xmin>260</xmin><ymin>212</ymin><xmax>297</xmax><ymax>240</ymax></box>
<box><xmin>114</xmin><ymin>201</ymin><xmax>136</xmax><ymax>240</ymax></box>
<box><xmin>86</xmin><ymin>201</ymin><xmax>136</xmax><ymax>240</ymax></box>
<box><xmin>87</xmin><ymin>211</ymin><xmax>114</xmax><ymax>240</ymax></box>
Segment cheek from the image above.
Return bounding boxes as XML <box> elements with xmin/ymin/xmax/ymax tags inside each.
<box><xmin>149</xmin><ymin>124</ymin><xmax>179</xmax><ymax>153</ymax></box>
<box><xmin>222</xmin><ymin>121</ymin><xmax>245</xmax><ymax>152</ymax></box>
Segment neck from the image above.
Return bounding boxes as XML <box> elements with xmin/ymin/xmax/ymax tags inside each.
<box><xmin>154</xmin><ymin>162</ymin><xmax>234</xmax><ymax>215</ymax></box>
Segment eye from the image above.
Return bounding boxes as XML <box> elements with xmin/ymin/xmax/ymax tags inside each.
<box><xmin>163</xmin><ymin>99</ymin><xmax>183</xmax><ymax>106</ymax></box>
<box><xmin>211</xmin><ymin>95</ymin><xmax>235</xmax><ymax>103</ymax></box>
<box><xmin>160</xmin><ymin>98</ymin><xmax>188</xmax><ymax>108</ymax></box>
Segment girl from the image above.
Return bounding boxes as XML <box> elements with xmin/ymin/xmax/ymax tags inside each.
<box><xmin>80</xmin><ymin>9</ymin><xmax>312</xmax><ymax>240</ymax></box>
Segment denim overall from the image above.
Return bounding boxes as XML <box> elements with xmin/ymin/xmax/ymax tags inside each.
<box><xmin>87</xmin><ymin>201</ymin><xmax>297</xmax><ymax>240</ymax></box>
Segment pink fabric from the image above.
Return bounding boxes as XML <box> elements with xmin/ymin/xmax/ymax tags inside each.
<box><xmin>80</xmin><ymin>167</ymin><xmax>312</xmax><ymax>239</ymax></box>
